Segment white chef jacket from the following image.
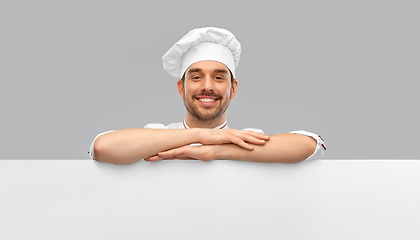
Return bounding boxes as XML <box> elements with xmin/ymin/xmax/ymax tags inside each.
<box><xmin>88</xmin><ymin>120</ymin><xmax>326</xmax><ymax>161</ymax></box>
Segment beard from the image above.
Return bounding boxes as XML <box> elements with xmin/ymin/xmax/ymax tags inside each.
<box><xmin>184</xmin><ymin>91</ymin><xmax>230</xmax><ymax>122</ymax></box>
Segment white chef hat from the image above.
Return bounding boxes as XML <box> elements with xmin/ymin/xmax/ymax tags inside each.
<box><xmin>162</xmin><ymin>27</ymin><xmax>241</xmax><ymax>79</ymax></box>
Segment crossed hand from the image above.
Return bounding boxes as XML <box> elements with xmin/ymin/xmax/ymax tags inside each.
<box><xmin>144</xmin><ymin>128</ymin><xmax>269</xmax><ymax>162</ymax></box>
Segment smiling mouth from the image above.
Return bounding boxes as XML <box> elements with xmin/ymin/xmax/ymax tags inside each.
<box><xmin>196</xmin><ymin>96</ymin><xmax>219</xmax><ymax>105</ymax></box>
<box><xmin>198</xmin><ymin>98</ymin><xmax>217</xmax><ymax>103</ymax></box>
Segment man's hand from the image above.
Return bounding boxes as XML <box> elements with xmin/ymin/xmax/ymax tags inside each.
<box><xmin>198</xmin><ymin>128</ymin><xmax>269</xmax><ymax>150</ymax></box>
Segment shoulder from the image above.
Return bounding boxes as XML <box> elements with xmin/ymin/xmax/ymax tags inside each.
<box><xmin>144</xmin><ymin>122</ymin><xmax>184</xmax><ymax>129</ymax></box>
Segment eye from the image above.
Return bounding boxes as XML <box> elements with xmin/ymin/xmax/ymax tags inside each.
<box><xmin>215</xmin><ymin>76</ymin><xmax>224</xmax><ymax>80</ymax></box>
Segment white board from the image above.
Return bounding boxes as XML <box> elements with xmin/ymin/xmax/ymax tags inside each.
<box><xmin>1</xmin><ymin>160</ymin><xmax>419</xmax><ymax>240</ymax></box>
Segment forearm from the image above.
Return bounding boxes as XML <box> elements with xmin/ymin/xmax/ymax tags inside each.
<box><xmin>93</xmin><ymin>128</ymin><xmax>200</xmax><ymax>164</ymax></box>
<box><xmin>214</xmin><ymin>133</ymin><xmax>317</xmax><ymax>163</ymax></box>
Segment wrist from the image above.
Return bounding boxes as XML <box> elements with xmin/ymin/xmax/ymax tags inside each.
<box><xmin>192</xmin><ymin>128</ymin><xmax>203</xmax><ymax>143</ymax></box>
<box><xmin>195</xmin><ymin>128</ymin><xmax>207</xmax><ymax>144</ymax></box>
<box><xmin>184</xmin><ymin>128</ymin><xmax>198</xmax><ymax>144</ymax></box>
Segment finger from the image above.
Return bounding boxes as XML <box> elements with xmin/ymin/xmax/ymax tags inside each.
<box><xmin>160</xmin><ymin>153</ymin><xmax>196</xmax><ymax>160</ymax></box>
<box><xmin>242</xmin><ymin>131</ymin><xmax>270</xmax><ymax>140</ymax></box>
<box><xmin>166</xmin><ymin>156</ymin><xmax>196</xmax><ymax>160</ymax></box>
<box><xmin>144</xmin><ymin>155</ymin><xmax>163</xmax><ymax>162</ymax></box>
<box><xmin>159</xmin><ymin>146</ymin><xmax>199</xmax><ymax>160</ymax></box>
<box><xmin>230</xmin><ymin>136</ymin><xmax>254</xmax><ymax>150</ymax></box>
<box><xmin>240</xmin><ymin>134</ymin><xmax>267</xmax><ymax>145</ymax></box>
<box><xmin>229</xmin><ymin>132</ymin><xmax>266</xmax><ymax>146</ymax></box>
<box><xmin>157</xmin><ymin>148</ymin><xmax>182</xmax><ymax>159</ymax></box>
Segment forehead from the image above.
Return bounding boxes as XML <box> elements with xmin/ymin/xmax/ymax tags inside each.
<box><xmin>185</xmin><ymin>60</ymin><xmax>230</xmax><ymax>74</ymax></box>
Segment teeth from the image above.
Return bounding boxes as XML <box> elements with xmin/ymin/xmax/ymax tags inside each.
<box><xmin>199</xmin><ymin>98</ymin><xmax>216</xmax><ymax>103</ymax></box>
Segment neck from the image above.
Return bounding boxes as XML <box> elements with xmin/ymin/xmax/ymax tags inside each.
<box><xmin>184</xmin><ymin>113</ymin><xmax>226</xmax><ymax>129</ymax></box>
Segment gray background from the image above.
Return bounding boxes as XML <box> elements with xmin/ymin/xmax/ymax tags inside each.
<box><xmin>1</xmin><ymin>0</ymin><xmax>418</xmax><ymax>159</ymax></box>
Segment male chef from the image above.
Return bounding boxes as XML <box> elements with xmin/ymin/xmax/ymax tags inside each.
<box><xmin>89</xmin><ymin>27</ymin><xmax>326</xmax><ymax>164</ymax></box>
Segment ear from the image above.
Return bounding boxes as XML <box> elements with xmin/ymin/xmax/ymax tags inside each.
<box><xmin>230</xmin><ymin>78</ymin><xmax>238</xmax><ymax>99</ymax></box>
<box><xmin>177</xmin><ymin>79</ymin><xmax>184</xmax><ymax>99</ymax></box>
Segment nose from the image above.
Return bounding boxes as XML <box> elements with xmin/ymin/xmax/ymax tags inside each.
<box><xmin>201</xmin><ymin>75</ymin><xmax>214</xmax><ymax>92</ymax></box>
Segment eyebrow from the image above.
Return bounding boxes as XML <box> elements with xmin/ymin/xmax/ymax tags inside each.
<box><xmin>213</xmin><ymin>69</ymin><xmax>228</xmax><ymax>74</ymax></box>
<box><xmin>187</xmin><ymin>68</ymin><xmax>202</xmax><ymax>74</ymax></box>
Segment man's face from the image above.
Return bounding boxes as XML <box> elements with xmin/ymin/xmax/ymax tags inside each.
<box><xmin>177</xmin><ymin>60</ymin><xmax>238</xmax><ymax>122</ymax></box>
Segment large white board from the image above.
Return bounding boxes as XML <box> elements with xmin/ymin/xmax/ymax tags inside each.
<box><xmin>1</xmin><ymin>160</ymin><xmax>419</xmax><ymax>239</ymax></box>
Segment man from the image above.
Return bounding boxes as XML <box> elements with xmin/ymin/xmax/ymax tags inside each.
<box><xmin>89</xmin><ymin>27</ymin><xmax>326</xmax><ymax>164</ymax></box>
